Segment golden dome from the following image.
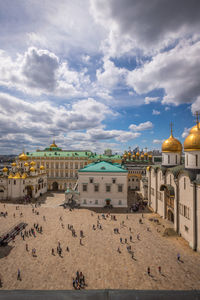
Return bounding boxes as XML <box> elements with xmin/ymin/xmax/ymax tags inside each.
<box><xmin>128</xmin><ymin>152</ymin><xmax>131</xmax><ymax>156</ymax></box>
<box><xmin>30</xmin><ymin>167</ymin><xmax>35</xmax><ymax>172</ymax></box>
<box><xmin>146</xmin><ymin>166</ymin><xmax>151</xmax><ymax>171</ymax></box>
<box><xmin>162</xmin><ymin>131</ymin><xmax>182</xmax><ymax>153</ymax></box>
<box><xmin>22</xmin><ymin>173</ymin><xmax>27</xmax><ymax>179</ymax></box>
<box><xmin>3</xmin><ymin>167</ymin><xmax>8</xmax><ymax>172</ymax></box>
<box><xmin>136</xmin><ymin>152</ymin><xmax>140</xmax><ymax>156</ymax></box>
<box><xmin>19</xmin><ymin>152</ymin><xmax>28</xmax><ymax>161</ymax></box>
<box><xmin>144</xmin><ymin>152</ymin><xmax>148</xmax><ymax>156</ymax></box>
<box><xmin>11</xmin><ymin>162</ymin><xmax>17</xmax><ymax>167</ymax></box>
<box><xmin>141</xmin><ymin>155</ymin><xmax>144</xmax><ymax>158</ymax></box>
<box><xmin>132</xmin><ymin>154</ymin><xmax>136</xmax><ymax>158</ymax></box>
<box><xmin>148</xmin><ymin>155</ymin><xmax>152</xmax><ymax>158</ymax></box>
<box><xmin>40</xmin><ymin>165</ymin><xmax>45</xmax><ymax>170</ymax></box>
<box><xmin>50</xmin><ymin>140</ymin><xmax>57</xmax><ymax>148</ymax></box>
<box><xmin>189</xmin><ymin>122</ymin><xmax>200</xmax><ymax>134</ymax></box>
<box><xmin>123</xmin><ymin>154</ymin><xmax>127</xmax><ymax>158</ymax></box>
<box><xmin>184</xmin><ymin>126</ymin><xmax>200</xmax><ymax>151</ymax></box>
<box><xmin>30</xmin><ymin>161</ymin><xmax>36</xmax><ymax>166</ymax></box>
<box><xmin>13</xmin><ymin>172</ymin><xmax>21</xmax><ymax>179</ymax></box>
<box><xmin>24</xmin><ymin>162</ymin><xmax>29</xmax><ymax>167</ymax></box>
<box><xmin>8</xmin><ymin>173</ymin><xmax>13</xmax><ymax>179</ymax></box>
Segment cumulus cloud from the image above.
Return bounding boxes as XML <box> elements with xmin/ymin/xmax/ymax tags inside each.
<box><xmin>182</xmin><ymin>128</ymin><xmax>190</xmax><ymax>138</ymax></box>
<box><xmin>144</xmin><ymin>97</ymin><xmax>159</xmax><ymax>105</ymax></box>
<box><xmin>127</xmin><ymin>41</ymin><xmax>200</xmax><ymax>106</ymax></box>
<box><xmin>129</xmin><ymin>121</ymin><xmax>153</xmax><ymax>131</ymax></box>
<box><xmin>152</xmin><ymin>109</ymin><xmax>160</xmax><ymax>115</ymax></box>
<box><xmin>91</xmin><ymin>0</ymin><xmax>200</xmax><ymax>55</ymax></box>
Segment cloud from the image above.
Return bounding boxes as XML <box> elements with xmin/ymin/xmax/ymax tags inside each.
<box><xmin>127</xmin><ymin>41</ymin><xmax>200</xmax><ymax>106</ymax></box>
<box><xmin>129</xmin><ymin>121</ymin><xmax>153</xmax><ymax>131</ymax></box>
<box><xmin>153</xmin><ymin>139</ymin><xmax>165</xmax><ymax>144</ymax></box>
<box><xmin>144</xmin><ymin>97</ymin><xmax>159</xmax><ymax>104</ymax></box>
<box><xmin>191</xmin><ymin>96</ymin><xmax>200</xmax><ymax>114</ymax></box>
<box><xmin>0</xmin><ymin>93</ymin><xmax>117</xmax><ymax>153</ymax></box>
<box><xmin>91</xmin><ymin>0</ymin><xmax>200</xmax><ymax>55</ymax></box>
<box><xmin>182</xmin><ymin>128</ymin><xmax>190</xmax><ymax>138</ymax></box>
<box><xmin>165</xmin><ymin>107</ymin><xmax>170</xmax><ymax>111</ymax></box>
<box><xmin>152</xmin><ymin>109</ymin><xmax>160</xmax><ymax>115</ymax></box>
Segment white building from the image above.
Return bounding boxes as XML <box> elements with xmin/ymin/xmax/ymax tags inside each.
<box><xmin>0</xmin><ymin>152</ymin><xmax>47</xmax><ymax>201</ymax></box>
<box><xmin>78</xmin><ymin>161</ymin><xmax>128</xmax><ymax>207</ymax></box>
<box><xmin>145</xmin><ymin>122</ymin><xmax>200</xmax><ymax>251</ymax></box>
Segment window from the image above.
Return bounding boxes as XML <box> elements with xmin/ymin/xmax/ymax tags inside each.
<box><xmin>118</xmin><ymin>185</ymin><xmax>123</xmax><ymax>192</ymax></box>
<box><xmin>89</xmin><ymin>178</ymin><xmax>93</xmax><ymax>183</ymax></box>
<box><xmin>132</xmin><ymin>178</ymin><xmax>134</xmax><ymax>182</ymax></box>
<box><xmin>65</xmin><ymin>172</ymin><xmax>68</xmax><ymax>177</ymax></box>
<box><xmin>83</xmin><ymin>199</ymin><xmax>87</xmax><ymax>204</ymax></box>
<box><xmin>65</xmin><ymin>163</ymin><xmax>68</xmax><ymax>169</ymax></box>
<box><xmin>176</xmin><ymin>155</ymin><xmax>177</xmax><ymax>164</ymax></box>
<box><xmin>112</xmin><ymin>178</ymin><xmax>116</xmax><ymax>184</ymax></box>
<box><xmin>196</xmin><ymin>155</ymin><xmax>198</xmax><ymax>167</ymax></box>
<box><xmin>106</xmin><ymin>185</ymin><xmax>111</xmax><ymax>192</ymax></box>
<box><xmin>118</xmin><ymin>200</ymin><xmax>122</xmax><ymax>205</ymax></box>
<box><xmin>51</xmin><ymin>162</ymin><xmax>54</xmax><ymax>168</ymax></box>
<box><xmin>56</xmin><ymin>163</ymin><xmax>59</xmax><ymax>169</ymax></box>
<box><xmin>168</xmin><ymin>155</ymin><xmax>170</xmax><ymax>164</ymax></box>
<box><xmin>82</xmin><ymin>184</ymin><xmax>87</xmax><ymax>192</ymax></box>
<box><xmin>94</xmin><ymin>185</ymin><xmax>99</xmax><ymax>192</ymax></box>
<box><xmin>95</xmin><ymin>200</ymin><xmax>98</xmax><ymax>205</ymax></box>
<box><xmin>46</xmin><ymin>163</ymin><xmax>49</xmax><ymax>168</ymax></box>
<box><xmin>186</xmin><ymin>154</ymin><xmax>188</xmax><ymax>166</ymax></box>
<box><xmin>184</xmin><ymin>177</ymin><xmax>186</xmax><ymax>190</ymax></box>
<box><xmin>70</xmin><ymin>162</ymin><xmax>73</xmax><ymax>169</ymax></box>
<box><xmin>14</xmin><ymin>180</ymin><xmax>16</xmax><ymax>185</ymax></box>
<box><xmin>75</xmin><ymin>163</ymin><xmax>78</xmax><ymax>169</ymax></box>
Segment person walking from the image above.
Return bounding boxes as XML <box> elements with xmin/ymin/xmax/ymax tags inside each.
<box><xmin>120</xmin><ymin>237</ymin><xmax>122</xmax><ymax>243</ymax></box>
<box><xmin>147</xmin><ymin>267</ymin><xmax>150</xmax><ymax>275</ymax></box>
<box><xmin>177</xmin><ymin>253</ymin><xmax>181</xmax><ymax>261</ymax></box>
<box><xmin>52</xmin><ymin>248</ymin><xmax>55</xmax><ymax>255</ymax></box>
<box><xmin>158</xmin><ymin>266</ymin><xmax>161</xmax><ymax>273</ymax></box>
<box><xmin>17</xmin><ymin>269</ymin><xmax>21</xmax><ymax>281</ymax></box>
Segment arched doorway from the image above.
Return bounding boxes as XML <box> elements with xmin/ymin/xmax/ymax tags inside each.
<box><xmin>52</xmin><ymin>182</ymin><xmax>58</xmax><ymax>191</ymax></box>
<box><xmin>26</xmin><ymin>186</ymin><xmax>32</xmax><ymax>197</ymax></box>
<box><xmin>167</xmin><ymin>209</ymin><xmax>174</xmax><ymax>223</ymax></box>
<box><xmin>105</xmin><ymin>198</ymin><xmax>111</xmax><ymax>206</ymax></box>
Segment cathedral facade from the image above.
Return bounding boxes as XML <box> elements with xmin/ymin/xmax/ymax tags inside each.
<box><xmin>0</xmin><ymin>152</ymin><xmax>47</xmax><ymax>202</ymax></box>
<box><xmin>146</xmin><ymin>121</ymin><xmax>200</xmax><ymax>251</ymax></box>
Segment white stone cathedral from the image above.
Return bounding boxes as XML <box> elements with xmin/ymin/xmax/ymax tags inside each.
<box><xmin>146</xmin><ymin>120</ymin><xmax>200</xmax><ymax>252</ymax></box>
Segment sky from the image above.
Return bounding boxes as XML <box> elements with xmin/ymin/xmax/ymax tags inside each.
<box><xmin>0</xmin><ymin>0</ymin><xmax>200</xmax><ymax>154</ymax></box>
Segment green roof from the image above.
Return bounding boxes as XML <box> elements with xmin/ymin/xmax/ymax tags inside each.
<box><xmin>78</xmin><ymin>161</ymin><xmax>128</xmax><ymax>173</ymax></box>
<box><xmin>26</xmin><ymin>151</ymin><xmax>93</xmax><ymax>158</ymax></box>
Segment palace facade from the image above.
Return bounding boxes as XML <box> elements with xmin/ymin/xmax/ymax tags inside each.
<box><xmin>20</xmin><ymin>141</ymin><xmax>122</xmax><ymax>191</ymax></box>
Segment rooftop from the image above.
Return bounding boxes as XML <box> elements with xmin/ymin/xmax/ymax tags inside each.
<box><xmin>79</xmin><ymin>161</ymin><xmax>128</xmax><ymax>173</ymax></box>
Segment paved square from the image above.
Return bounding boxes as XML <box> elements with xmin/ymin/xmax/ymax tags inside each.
<box><xmin>0</xmin><ymin>193</ymin><xmax>200</xmax><ymax>290</ymax></box>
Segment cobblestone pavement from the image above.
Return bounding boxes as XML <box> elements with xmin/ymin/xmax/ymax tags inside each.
<box><xmin>0</xmin><ymin>195</ymin><xmax>200</xmax><ymax>290</ymax></box>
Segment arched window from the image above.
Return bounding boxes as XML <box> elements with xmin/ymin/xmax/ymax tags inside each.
<box><xmin>196</xmin><ymin>155</ymin><xmax>198</xmax><ymax>167</ymax></box>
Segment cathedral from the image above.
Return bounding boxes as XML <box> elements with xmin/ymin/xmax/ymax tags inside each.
<box><xmin>0</xmin><ymin>152</ymin><xmax>47</xmax><ymax>201</ymax></box>
<box><xmin>146</xmin><ymin>119</ymin><xmax>200</xmax><ymax>251</ymax></box>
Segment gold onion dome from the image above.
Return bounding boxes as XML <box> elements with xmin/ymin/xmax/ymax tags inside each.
<box><xmin>132</xmin><ymin>154</ymin><xmax>136</xmax><ymax>158</ymax></box>
<box><xmin>123</xmin><ymin>154</ymin><xmax>127</xmax><ymax>158</ymax></box>
<box><xmin>141</xmin><ymin>154</ymin><xmax>144</xmax><ymax>158</ymax></box>
<box><xmin>136</xmin><ymin>152</ymin><xmax>140</xmax><ymax>156</ymax></box>
<box><xmin>19</xmin><ymin>152</ymin><xmax>28</xmax><ymax>161</ymax></box>
<box><xmin>148</xmin><ymin>155</ymin><xmax>152</xmax><ymax>158</ymax></box>
<box><xmin>162</xmin><ymin>129</ymin><xmax>182</xmax><ymax>153</ymax></box>
<box><xmin>8</xmin><ymin>173</ymin><xmax>13</xmax><ymax>179</ymax></box>
<box><xmin>24</xmin><ymin>162</ymin><xmax>29</xmax><ymax>167</ymax></box>
<box><xmin>30</xmin><ymin>167</ymin><xmax>35</xmax><ymax>172</ymax></box>
<box><xmin>13</xmin><ymin>172</ymin><xmax>21</xmax><ymax>179</ymax></box>
<box><xmin>30</xmin><ymin>161</ymin><xmax>36</xmax><ymax>166</ymax></box>
<box><xmin>50</xmin><ymin>140</ymin><xmax>57</xmax><ymax>148</ymax></box>
<box><xmin>128</xmin><ymin>152</ymin><xmax>131</xmax><ymax>156</ymax></box>
<box><xmin>22</xmin><ymin>173</ymin><xmax>27</xmax><ymax>179</ymax></box>
<box><xmin>3</xmin><ymin>167</ymin><xmax>8</xmax><ymax>172</ymax></box>
<box><xmin>184</xmin><ymin>122</ymin><xmax>200</xmax><ymax>151</ymax></box>
<box><xmin>40</xmin><ymin>165</ymin><xmax>45</xmax><ymax>170</ymax></box>
<box><xmin>144</xmin><ymin>152</ymin><xmax>148</xmax><ymax>156</ymax></box>
<box><xmin>11</xmin><ymin>162</ymin><xmax>16</xmax><ymax>166</ymax></box>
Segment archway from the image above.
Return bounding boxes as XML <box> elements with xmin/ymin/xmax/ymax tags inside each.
<box><xmin>105</xmin><ymin>198</ymin><xmax>111</xmax><ymax>206</ymax></box>
<box><xmin>52</xmin><ymin>182</ymin><xmax>58</xmax><ymax>191</ymax></box>
<box><xmin>26</xmin><ymin>186</ymin><xmax>32</xmax><ymax>197</ymax></box>
<box><xmin>167</xmin><ymin>209</ymin><xmax>174</xmax><ymax>223</ymax></box>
